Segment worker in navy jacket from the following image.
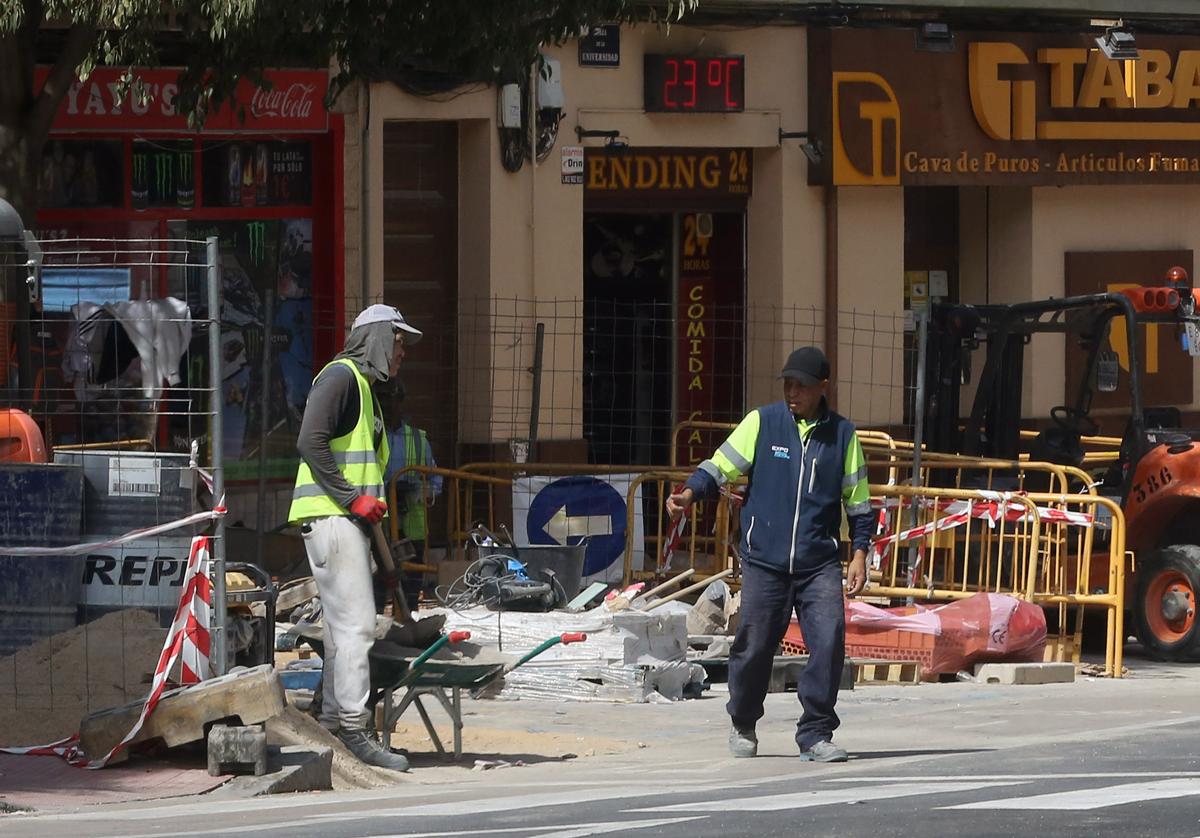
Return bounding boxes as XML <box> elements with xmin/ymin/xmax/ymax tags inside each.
<box><xmin>668</xmin><ymin>346</ymin><xmax>872</xmax><ymax>762</ymax></box>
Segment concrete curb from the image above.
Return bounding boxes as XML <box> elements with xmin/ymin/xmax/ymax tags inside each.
<box><xmin>972</xmin><ymin>662</ymin><xmax>1076</xmax><ymax>684</ymax></box>
<box><xmin>211</xmin><ymin>746</ymin><xmax>332</xmax><ymax>797</ymax></box>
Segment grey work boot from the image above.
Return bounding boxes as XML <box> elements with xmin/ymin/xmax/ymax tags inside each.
<box><xmin>798</xmin><ymin>740</ymin><xmax>848</xmax><ymax>763</ymax></box>
<box><xmin>729</xmin><ymin>724</ymin><xmax>758</xmax><ymax>758</ymax></box>
<box><xmin>337</xmin><ymin>727</ymin><xmax>411</xmax><ymax>772</ymax></box>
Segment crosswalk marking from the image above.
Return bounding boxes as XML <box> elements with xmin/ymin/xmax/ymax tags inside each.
<box><xmin>368</xmin><ymin>820</ymin><xmax>703</xmax><ymax>838</ymax></box>
<box><xmin>308</xmin><ymin>785</ymin><xmax>720</xmax><ymax>819</ymax></box>
<box><xmin>629</xmin><ymin>780</ymin><xmax>1028</xmax><ymax>813</ymax></box>
<box><xmin>943</xmin><ymin>777</ymin><xmax>1200</xmax><ymax>811</ymax></box>
<box><xmin>825</xmin><ymin>772</ymin><xmax>1200</xmax><ymax>782</ymax></box>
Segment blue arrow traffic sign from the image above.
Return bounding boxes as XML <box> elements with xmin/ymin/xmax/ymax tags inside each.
<box><xmin>526</xmin><ymin>476</ymin><xmax>628</xmax><ymax>577</ymax></box>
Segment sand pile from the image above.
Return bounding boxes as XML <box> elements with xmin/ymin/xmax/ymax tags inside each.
<box><xmin>0</xmin><ymin>610</ymin><xmax>167</xmax><ymax>747</ymax></box>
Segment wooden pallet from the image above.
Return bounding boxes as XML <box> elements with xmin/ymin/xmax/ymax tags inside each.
<box><xmin>852</xmin><ymin>659</ymin><xmax>921</xmax><ymax>685</ymax></box>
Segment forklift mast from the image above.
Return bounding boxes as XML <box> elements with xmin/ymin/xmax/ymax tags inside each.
<box><xmin>924</xmin><ymin>291</ymin><xmax>1155</xmax><ymax>462</ymax></box>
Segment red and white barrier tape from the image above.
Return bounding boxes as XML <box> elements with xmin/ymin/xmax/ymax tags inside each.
<box><xmin>869</xmin><ymin>494</ymin><xmax>1095</xmax><ymax>562</ymax></box>
<box><xmin>869</xmin><ymin>493</ymin><xmax>1095</xmax><ymax>528</ymax></box>
<box><xmin>0</xmin><ymin>506</ymin><xmax>226</xmax><ymax>557</ymax></box>
<box><xmin>870</xmin><ymin>508</ymin><xmax>974</xmax><ymax>560</ymax></box>
<box><xmin>1</xmin><ymin>536</ymin><xmax>213</xmax><ymax>768</ymax></box>
<box><xmin>660</xmin><ymin>517</ymin><xmax>688</xmax><ymax>574</ymax></box>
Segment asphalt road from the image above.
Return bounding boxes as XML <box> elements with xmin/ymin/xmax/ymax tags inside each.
<box><xmin>7</xmin><ymin>712</ymin><xmax>1200</xmax><ymax>838</ymax></box>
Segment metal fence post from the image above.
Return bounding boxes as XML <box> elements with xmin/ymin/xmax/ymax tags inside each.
<box><xmin>906</xmin><ymin>310</ymin><xmax>929</xmax><ymax>598</ymax></box>
<box><xmin>528</xmin><ymin>321</ymin><xmax>545</xmax><ymax>457</ymax></box>
<box><xmin>256</xmin><ymin>290</ymin><xmax>274</xmax><ymax>568</ymax></box>
<box><xmin>207</xmin><ymin>236</ymin><xmax>228</xmax><ymax>676</ymax></box>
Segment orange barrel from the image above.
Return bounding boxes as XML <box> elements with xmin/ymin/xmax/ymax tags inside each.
<box><xmin>0</xmin><ymin>408</ymin><xmax>48</xmax><ymax>463</ymax></box>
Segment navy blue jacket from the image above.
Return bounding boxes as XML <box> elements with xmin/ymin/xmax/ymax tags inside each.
<box><xmin>686</xmin><ymin>401</ymin><xmax>872</xmax><ymax>576</ymax></box>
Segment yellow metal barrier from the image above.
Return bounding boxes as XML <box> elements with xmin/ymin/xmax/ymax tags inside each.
<box><xmin>1022</xmin><ymin>491</ymin><xmax>1126</xmax><ymax>678</ymax></box>
<box><xmin>422</xmin><ymin>452</ymin><xmax>1125</xmax><ymax>676</ymax></box>
<box><xmin>621</xmin><ymin>470</ymin><xmax>738</xmax><ymax>585</ymax></box>
<box><xmin>866</xmin><ymin>483</ymin><xmax>1125</xmax><ymax>677</ymax></box>
<box><xmin>670</xmin><ymin>420</ymin><xmax>738</xmax><ymax>468</ymax></box>
<box><xmin>861</xmin><ymin>444</ymin><xmax>1096</xmax><ymax>497</ymax></box>
<box><xmin>868</xmin><ymin>484</ymin><xmax>1044</xmax><ymax>602</ymax></box>
<box><xmin>387</xmin><ymin>464</ymin><xmax>512</xmax><ymax>563</ymax></box>
<box><xmin>453</xmin><ymin>462</ymin><xmax>737</xmax><ymax>583</ymax></box>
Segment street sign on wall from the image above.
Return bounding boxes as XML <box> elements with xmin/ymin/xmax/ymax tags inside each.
<box><xmin>513</xmin><ymin>474</ymin><xmax>644</xmax><ymax>583</ymax></box>
<box><xmin>579</xmin><ymin>24</ymin><xmax>621</xmax><ymax>67</ymax></box>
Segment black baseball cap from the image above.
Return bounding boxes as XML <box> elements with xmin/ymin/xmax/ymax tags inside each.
<box><xmin>779</xmin><ymin>346</ymin><xmax>830</xmax><ymax>385</ymax></box>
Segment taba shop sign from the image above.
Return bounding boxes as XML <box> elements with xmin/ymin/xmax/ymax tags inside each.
<box><xmin>808</xmin><ymin>29</ymin><xmax>1200</xmax><ymax>186</ymax></box>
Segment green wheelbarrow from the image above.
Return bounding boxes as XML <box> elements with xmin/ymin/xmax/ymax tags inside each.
<box><xmin>299</xmin><ymin>626</ymin><xmax>588</xmax><ymax>760</ymax></box>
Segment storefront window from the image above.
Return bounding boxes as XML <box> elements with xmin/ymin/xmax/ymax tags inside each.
<box><xmin>171</xmin><ymin>218</ymin><xmax>314</xmax><ymax>479</ymax></box>
<box><xmin>132</xmin><ymin>139</ymin><xmax>195</xmax><ymax>209</ymax></box>
<box><xmin>200</xmin><ymin>140</ymin><xmax>313</xmax><ymax>208</ymax></box>
<box><xmin>39</xmin><ymin>139</ymin><xmax>123</xmax><ymax>208</ymax></box>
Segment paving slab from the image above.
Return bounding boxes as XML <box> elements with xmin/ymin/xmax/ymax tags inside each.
<box><xmin>973</xmin><ymin>662</ymin><xmax>1076</xmax><ymax>685</ymax></box>
<box><xmin>0</xmin><ymin>751</ymin><xmax>228</xmax><ymax>811</ymax></box>
<box><xmin>78</xmin><ymin>665</ymin><xmax>286</xmax><ymax>763</ymax></box>
<box><xmin>209</xmin><ymin>746</ymin><xmax>332</xmax><ymax>797</ymax></box>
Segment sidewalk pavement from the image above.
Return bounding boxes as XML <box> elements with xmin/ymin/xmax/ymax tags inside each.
<box><xmin>2</xmin><ymin>647</ymin><xmax>1195</xmax><ymax>815</ymax></box>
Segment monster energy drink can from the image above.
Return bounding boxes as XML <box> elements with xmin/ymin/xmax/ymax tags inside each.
<box><xmin>226</xmin><ymin>144</ymin><xmax>242</xmax><ymax>206</ymax></box>
<box><xmin>246</xmin><ymin>221</ymin><xmax>268</xmax><ymax>267</ymax></box>
<box><xmin>154</xmin><ymin>153</ymin><xmax>174</xmax><ymax>203</ymax></box>
<box><xmin>176</xmin><ymin>150</ymin><xmax>195</xmax><ymax>208</ymax></box>
<box><xmin>131</xmin><ymin>153</ymin><xmax>149</xmax><ymax>210</ymax></box>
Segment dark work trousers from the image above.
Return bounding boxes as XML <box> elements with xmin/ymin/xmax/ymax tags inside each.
<box><xmin>726</xmin><ymin>558</ymin><xmax>846</xmax><ymax>750</ymax></box>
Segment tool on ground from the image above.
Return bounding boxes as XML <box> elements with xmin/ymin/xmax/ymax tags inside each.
<box><xmin>440</xmin><ymin>523</ymin><xmax>566</xmax><ymax>611</ymax></box>
<box><xmin>643</xmin><ymin>568</ymin><xmax>734</xmax><ymax>611</ymax></box>
<box><xmin>631</xmin><ymin>567</ymin><xmax>696</xmax><ymax>609</ymax></box>
<box><xmin>565</xmin><ymin>580</ymin><xmax>609</xmax><ymax>612</ymax></box>
<box><xmin>365</xmin><ymin>519</ymin><xmax>415</xmax><ymax>625</ymax></box>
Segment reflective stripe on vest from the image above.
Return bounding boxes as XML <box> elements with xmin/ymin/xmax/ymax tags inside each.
<box><xmin>288</xmin><ymin>358</ymin><xmax>390</xmax><ymax>523</ymax></box>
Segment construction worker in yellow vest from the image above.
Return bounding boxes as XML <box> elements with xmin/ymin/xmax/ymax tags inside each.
<box><xmin>381</xmin><ymin>379</ymin><xmax>444</xmax><ymax>607</ymax></box>
<box><xmin>289</xmin><ymin>304</ymin><xmax>420</xmax><ymax>773</ymax></box>
<box><xmin>384</xmin><ymin>381</ymin><xmax>443</xmax><ymax>563</ymax></box>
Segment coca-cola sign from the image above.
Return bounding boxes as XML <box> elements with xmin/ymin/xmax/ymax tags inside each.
<box><xmin>249</xmin><ymin>83</ymin><xmax>316</xmax><ymax>122</ymax></box>
<box><xmin>35</xmin><ymin>68</ymin><xmax>329</xmax><ymax>133</ymax></box>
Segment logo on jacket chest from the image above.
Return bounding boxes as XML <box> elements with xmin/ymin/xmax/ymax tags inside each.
<box><xmin>771</xmin><ymin>445</ymin><xmax>791</xmax><ymax>460</ymax></box>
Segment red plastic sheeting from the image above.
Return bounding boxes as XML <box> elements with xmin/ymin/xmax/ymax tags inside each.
<box><xmin>783</xmin><ymin>592</ymin><xmax>1047</xmax><ymax>678</ymax></box>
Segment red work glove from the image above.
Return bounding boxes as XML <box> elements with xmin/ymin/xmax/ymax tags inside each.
<box><xmin>349</xmin><ymin>495</ymin><xmax>387</xmax><ymax>524</ymax></box>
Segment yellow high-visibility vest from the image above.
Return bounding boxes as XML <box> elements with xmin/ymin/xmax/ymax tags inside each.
<box><xmin>288</xmin><ymin>358</ymin><xmax>390</xmax><ymax>523</ymax></box>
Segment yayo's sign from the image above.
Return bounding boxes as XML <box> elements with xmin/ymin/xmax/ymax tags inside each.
<box><xmin>512</xmin><ymin>475</ymin><xmax>644</xmax><ymax>583</ymax></box>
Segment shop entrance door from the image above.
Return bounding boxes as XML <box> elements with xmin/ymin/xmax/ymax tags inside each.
<box><xmin>583</xmin><ymin>211</ymin><xmax>745</xmax><ymax>467</ymax></box>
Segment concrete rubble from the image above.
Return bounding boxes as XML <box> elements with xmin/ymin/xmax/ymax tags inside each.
<box><xmin>433</xmin><ymin>603</ymin><xmax>708</xmax><ymax>703</ymax></box>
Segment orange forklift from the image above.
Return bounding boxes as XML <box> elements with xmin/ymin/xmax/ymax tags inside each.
<box><xmin>923</xmin><ymin>268</ymin><xmax>1200</xmax><ymax>661</ymax></box>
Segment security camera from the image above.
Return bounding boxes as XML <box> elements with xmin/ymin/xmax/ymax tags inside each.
<box><xmin>801</xmin><ymin>140</ymin><xmax>824</xmax><ymax>166</ymax></box>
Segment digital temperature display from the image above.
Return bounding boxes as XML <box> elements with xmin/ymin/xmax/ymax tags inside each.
<box><xmin>643</xmin><ymin>55</ymin><xmax>745</xmax><ymax>113</ymax></box>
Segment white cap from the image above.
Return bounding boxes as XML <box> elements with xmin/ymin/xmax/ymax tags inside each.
<box><xmin>351</xmin><ymin>304</ymin><xmax>422</xmax><ymax>344</ymax></box>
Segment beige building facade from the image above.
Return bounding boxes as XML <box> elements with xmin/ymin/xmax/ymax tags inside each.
<box><xmin>341</xmin><ymin>20</ymin><xmax>1200</xmax><ymax>467</ymax></box>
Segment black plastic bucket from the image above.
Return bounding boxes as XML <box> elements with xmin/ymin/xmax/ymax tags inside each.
<box><xmin>487</xmin><ymin>544</ymin><xmax>587</xmax><ymax>599</ymax></box>
<box><xmin>0</xmin><ymin>464</ymin><xmax>84</xmax><ymax>655</ymax></box>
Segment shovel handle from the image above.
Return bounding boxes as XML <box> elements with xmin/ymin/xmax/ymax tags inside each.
<box><xmin>448</xmin><ymin>631</ymin><xmax>471</xmax><ymax>644</ymax></box>
<box><xmin>560</xmin><ymin>632</ymin><xmax>587</xmax><ymax>644</ymax></box>
<box><xmin>364</xmin><ymin>519</ymin><xmax>414</xmax><ymax>625</ymax></box>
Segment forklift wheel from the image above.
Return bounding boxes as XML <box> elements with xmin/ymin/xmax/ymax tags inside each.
<box><xmin>1134</xmin><ymin>544</ymin><xmax>1200</xmax><ymax>662</ymax></box>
